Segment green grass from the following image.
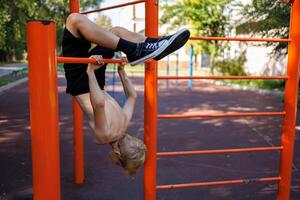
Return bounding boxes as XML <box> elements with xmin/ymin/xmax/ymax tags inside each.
<box><xmin>223</xmin><ymin>79</ymin><xmax>285</xmax><ymax>91</ymax></box>
<box><xmin>0</xmin><ymin>76</ymin><xmax>22</xmax><ymax>87</ymax></box>
<box><xmin>57</xmin><ymin>64</ymin><xmax>64</xmax><ymax>72</ymax></box>
<box><xmin>0</xmin><ymin>61</ymin><xmax>24</xmax><ymax>65</ymax></box>
<box><xmin>0</xmin><ymin>67</ymin><xmax>28</xmax><ymax>87</ymax></box>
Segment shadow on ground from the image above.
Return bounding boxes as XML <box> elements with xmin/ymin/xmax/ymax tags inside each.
<box><xmin>0</xmin><ymin>75</ymin><xmax>299</xmax><ymax>200</ymax></box>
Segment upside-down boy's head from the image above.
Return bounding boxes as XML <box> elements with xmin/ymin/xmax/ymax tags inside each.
<box><xmin>109</xmin><ymin>134</ymin><xmax>147</xmax><ymax>176</ymax></box>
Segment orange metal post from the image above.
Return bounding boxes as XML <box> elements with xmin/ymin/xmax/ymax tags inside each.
<box><xmin>72</xmin><ymin>98</ymin><xmax>84</xmax><ymax>184</ymax></box>
<box><xmin>27</xmin><ymin>20</ymin><xmax>60</xmax><ymax>200</ymax></box>
<box><xmin>278</xmin><ymin>1</ymin><xmax>300</xmax><ymax>199</ymax></box>
<box><xmin>69</xmin><ymin>0</ymin><xmax>84</xmax><ymax>185</ymax></box>
<box><xmin>144</xmin><ymin>0</ymin><xmax>158</xmax><ymax>200</ymax></box>
<box><xmin>70</xmin><ymin>0</ymin><xmax>80</xmax><ymax>13</ymax></box>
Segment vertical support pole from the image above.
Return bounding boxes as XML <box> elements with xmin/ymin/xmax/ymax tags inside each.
<box><xmin>69</xmin><ymin>0</ymin><xmax>84</xmax><ymax>185</ymax></box>
<box><xmin>72</xmin><ymin>98</ymin><xmax>84</xmax><ymax>184</ymax></box>
<box><xmin>27</xmin><ymin>20</ymin><xmax>61</xmax><ymax>200</ymax></box>
<box><xmin>166</xmin><ymin>56</ymin><xmax>170</xmax><ymax>89</ymax></box>
<box><xmin>112</xmin><ymin>64</ymin><xmax>116</xmax><ymax>99</ymax></box>
<box><xmin>278</xmin><ymin>1</ymin><xmax>300</xmax><ymax>199</ymax></box>
<box><xmin>70</xmin><ymin>0</ymin><xmax>80</xmax><ymax>13</ymax></box>
<box><xmin>133</xmin><ymin>4</ymin><xmax>137</xmax><ymax>32</ymax></box>
<box><xmin>188</xmin><ymin>44</ymin><xmax>194</xmax><ymax>89</ymax></box>
<box><xmin>144</xmin><ymin>0</ymin><xmax>158</xmax><ymax>200</ymax></box>
<box><xmin>176</xmin><ymin>53</ymin><xmax>179</xmax><ymax>87</ymax></box>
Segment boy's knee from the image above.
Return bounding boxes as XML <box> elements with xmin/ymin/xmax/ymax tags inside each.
<box><xmin>66</xmin><ymin>13</ymin><xmax>83</xmax><ymax>27</ymax></box>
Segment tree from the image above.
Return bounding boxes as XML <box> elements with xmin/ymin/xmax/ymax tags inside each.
<box><xmin>95</xmin><ymin>15</ymin><xmax>112</xmax><ymax>30</ymax></box>
<box><xmin>0</xmin><ymin>0</ymin><xmax>102</xmax><ymax>62</ymax></box>
<box><xmin>236</xmin><ymin>0</ymin><xmax>290</xmax><ymax>57</ymax></box>
<box><xmin>0</xmin><ymin>1</ymin><xmax>35</xmax><ymax>61</ymax></box>
<box><xmin>161</xmin><ymin>0</ymin><xmax>231</xmax><ymax>63</ymax></box>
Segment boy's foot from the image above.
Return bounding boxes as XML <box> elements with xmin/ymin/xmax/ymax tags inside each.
<box><xmin>154</xmin><ymin>28</ymin><xmax>190</xmax><ymax>60</ymax></box>
<box><xmin>127</xmin><ymin>40</ymin><xmax>169</xmax><ymax>66</ymax></box>
<box><xmin>127</xmin><ymin>28</ymin><xmax>190</xmax><ymax>66</ymax></box>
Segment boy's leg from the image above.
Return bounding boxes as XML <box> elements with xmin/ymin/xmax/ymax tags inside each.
<box><xmin>109</xmin><ymin>26</ymin><xmax>191</xmax><ymax>61</ymax></box>
<box><xmin>110</xmin><ymin>26</ymin><xmax>146</xmax><ymax>43</ymax></box>
<box><xmin>66</xmin><ymin>13</ymin><xmax>119</xmax><ymax>49</ymax></box>
<box><xmin>75</xmin><ymin>93</ymin><xmax>95</xmax><ymax>130</ymax></box>
<box><xmin>65</xmin><ymin>13</ymin><xmax>190</xmax><ymax>65</ymax></box>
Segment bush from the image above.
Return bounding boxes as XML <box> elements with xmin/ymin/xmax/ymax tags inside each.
<box><xmin>210</xmin><ymin>51</ymin><xmax>285</xmax><ymax>91</ymax></box>
<box><xmin>224</xmin><ymin>79</ymin><xmax>285</xmax><ymax>91</ymax></box>
<box><xmin>212</xmin><ymin>51</ymin><xmax>247</xmax><ymax>76</ymax></box>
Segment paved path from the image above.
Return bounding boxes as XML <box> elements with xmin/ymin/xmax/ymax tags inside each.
<box><xmin>0</xmin><ymin>63</ymin><xmax>27</xmax><ymax>77</ymax></box>
<box><xmin>0</xmin><ymin>76</ymin><xmax>299</xmax><ymax>200</ymax></box>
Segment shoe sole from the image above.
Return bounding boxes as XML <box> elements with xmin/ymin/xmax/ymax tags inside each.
<box><xmin>129</xmin><ymin>29</ymin><xmax>189</xmax><ymax>66</ymax></box>
<box><xmin>154</xmin><ymin>29</ymin><xmax>190</xmax><ymax>60</ymax></box>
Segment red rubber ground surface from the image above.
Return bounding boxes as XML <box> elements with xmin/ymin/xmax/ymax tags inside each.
<box><xmin>0</xmin><ymin>75</ymin><xmax>299</xmax><ymax>200</ymax></box>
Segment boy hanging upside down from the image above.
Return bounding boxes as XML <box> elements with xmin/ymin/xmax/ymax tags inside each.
<box><xmin>62</xmin><ymin>13</ymin><xmax>190</xmax><ymax>175</ymax></box>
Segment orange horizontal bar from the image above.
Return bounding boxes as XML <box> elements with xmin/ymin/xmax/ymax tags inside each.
<box><xmin>158</xmin><ymin>76</ymin><xmax>288</xmax><ymax>80</ymax></box>
<box><xmin>158</xmin><ymin>112</ymin><xmax>285</xmax><ymax>119</ymax></box>
<box><xmin>156</xmin><ymin>177</ymin><xmax>280</xmax><ymax>190</ymax></box>
<box><xmin>189</xmin><ymin>36</ymin><xmax>290</xmax><ymax>43</ymax></box>
<box><xmin>80</xmin><ymin>0</ymin><xmax>145</xmax><ymax>14</ymax></box>
<box><xmin>157</xmin><ymin>146</ymin><xmax>283</xmax><ymax>156</ymax></box>
<box><xmin>57</xmin><ymin>57</ymin><xmax>125</xmax><ymax>64</ymax></box>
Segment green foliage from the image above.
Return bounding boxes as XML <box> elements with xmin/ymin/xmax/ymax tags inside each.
<box><xmin>224</xmin><ymin>79</ymin><xmax>285</xmax><ymax>91</ymax></box>
<box><xmin>236</xmin><ymin>0</ymin><xmax>290</xmax><ymax>57</ymax></box>
<box><xmin>95</xmin><ymin>15</ymin><xmax>112</xmax><ymax>30</ymax></box>
<box><xmin>251</xmin><ymin>79</ymin><xmax>285</xmax><ymax>90</ymax></box>
<box><xmin>0</xmin><ymin>0</ymin><xmax>102</xmax><ymax>62</ymax></box>
<box><xmin>0</xmin><ymin>76</ymin><xmax>22</xmax><ymax>87</ymax></box>
<box><xmin>161</xmin><ymin>0</ymin><xmax>231</xmax><ymax>60</ymax></box>
<box><xmin>0</xmin><ymin>67</ymin><xmax>28</xmax><ymax>86</ymax></box>
<box><xmin>212</xmin><ymin>51</ymin><xmax>247</xmax><ymax>75</ymax></box>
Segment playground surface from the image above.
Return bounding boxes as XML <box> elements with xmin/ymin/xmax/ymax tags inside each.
<box><xmin>0</xmin><ymin>73</ymin><xmax>299</xmax><ymax>200</ymax></box>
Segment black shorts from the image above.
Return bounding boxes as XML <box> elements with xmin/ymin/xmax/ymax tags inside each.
<box><xmin>62</xmin><ymin>28</ymin><xmax>115</xmax><ymax>96</ymax></box>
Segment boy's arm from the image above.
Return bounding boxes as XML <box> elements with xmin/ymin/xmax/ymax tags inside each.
<box><xmin>86</xmin><ymin>56</ymin><xmax>110</xmax><ymax>144</ymax></box>
<box><xmin>117</xmin><ymin>63</ymin><xmax>137</xmax><ymax>124</ymax></box>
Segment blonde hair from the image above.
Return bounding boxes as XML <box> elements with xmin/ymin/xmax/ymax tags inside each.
<box><xmin>117</xmin><ymin>134</ymin><xmax>147</xmax><ymax>176</ymax></box>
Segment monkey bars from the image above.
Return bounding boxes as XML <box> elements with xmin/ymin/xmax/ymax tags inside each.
<box><xmin>158</xmin><ymin>111</ymin><xmax>286</xmax><ymax>119</ymax></box>
<box><xmin>149</xmin><ymin>1</ymin><xmax>299</xmax><ymax>200</ymax></box>
<box><xmin>189</xmin><ymin>36</ymin><xmax>291</xmax><ymax>42</ymax></box>
<box><xmin>157</xmin><ymin>146</ymin><xmax>283</xmax><ymax>156</ymax></box>
<box><xmin>158</xmin><ymin>75</ymin><xmax>289</xmax><ymax>80</ymax></box>
<box><xmin>57</xmin><ymin>57</ymin><xmax>125</xmax><ymax>64</ymax></box>
<box><xmin>156</xmin><ymin>177</ymin><xmax>281</xmax><ymax>190</ymax></box>
<box><xmin>26</xmin><ymin>0</ymin><xmax>300</xmax><ymax>200</ymax></box>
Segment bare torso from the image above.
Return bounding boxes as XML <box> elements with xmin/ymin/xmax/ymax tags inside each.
<box><xmin>103</xmin><ymin>92</ymin><xmax>128</xmax><ymax>139</ymax></box>
<box><xmin>76</xmin><ymin>92</ymin><xmax>128</xmax><ymax>143</ymax></box>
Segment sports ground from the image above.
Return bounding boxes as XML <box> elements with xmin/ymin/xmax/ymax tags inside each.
<box><xmin>0</xmin><ymin>73</ymin><xmax>299</xmax><ymax>200</ymax></box>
